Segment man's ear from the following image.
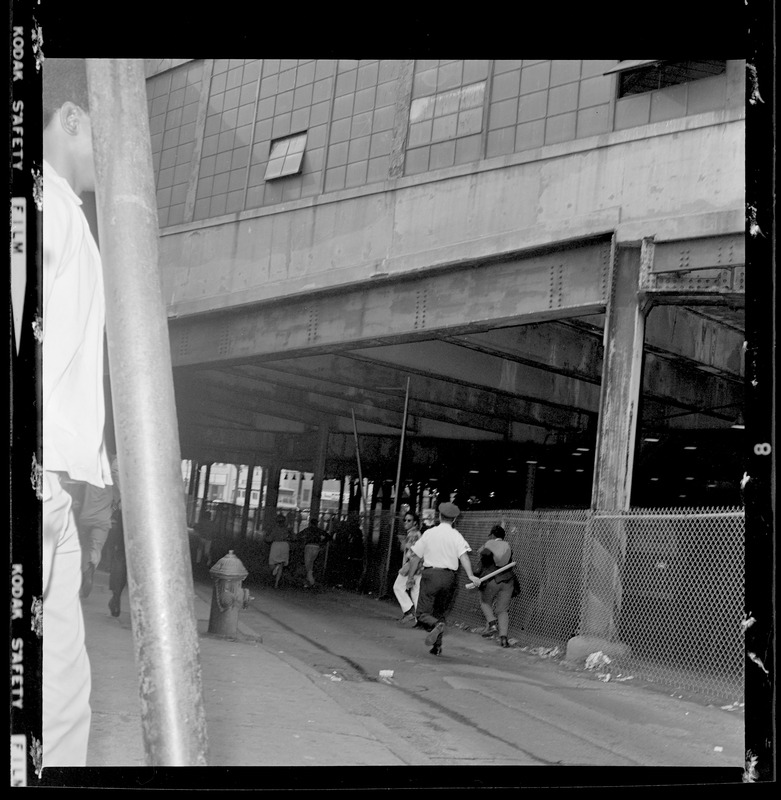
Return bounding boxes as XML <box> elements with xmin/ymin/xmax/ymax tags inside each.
<box><xmin>59</xmin><ymin>102</ymin><xmax>83</xmax><ymax>136</ymax></box>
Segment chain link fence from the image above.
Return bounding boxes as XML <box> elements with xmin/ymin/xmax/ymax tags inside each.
<box><xmin>450</xmin><ymin>507</ymin><xmax>745</xmax><ymax>703</ymax></box>
<box><xmin>189</xmin><ymin>496</ymin><xmax>744</xmax><ymax>702</ymax></box>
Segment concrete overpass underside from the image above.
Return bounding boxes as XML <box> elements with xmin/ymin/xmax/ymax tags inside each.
<box><xmin>166</xmin><ymin>232</ymin><xmax>744</xmax><ymax>511</ymax></box>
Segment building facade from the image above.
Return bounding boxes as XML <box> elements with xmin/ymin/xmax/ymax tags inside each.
<box><xmin>146</xmin><ymin>59</ymin><xmax>745</xmax><ymax>518</ymax></box>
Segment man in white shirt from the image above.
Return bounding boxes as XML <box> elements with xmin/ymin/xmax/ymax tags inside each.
<box><xmin>405</xmin><ymin>503</ymin><xmax>481</xmax><ymax>655</ymax></box>
<box><xmin>42</xmin><ymin>57</ymin><xmax>112</xmax><ymax>767</ymax></box>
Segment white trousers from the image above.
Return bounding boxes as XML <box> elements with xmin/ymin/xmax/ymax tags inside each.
<box><xmin>392</xmin><ymin>571</ymin><xmax>421</xmax><ymax>614</ymax></box>
<box><xmin>42</xmin><ymin>471</ymin><xmax>91</xmax><ymax>767</ymax></box>
<box><xmin>304</xmin><ymin>543</ymin><xmax>321</xmax><ymax>585</ymax></box>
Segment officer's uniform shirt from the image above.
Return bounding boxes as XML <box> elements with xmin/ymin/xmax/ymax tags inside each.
<box><xmin>410</xmin><ymin>522</ymin><xmax>471</xmax><ymax>570</ymax></box>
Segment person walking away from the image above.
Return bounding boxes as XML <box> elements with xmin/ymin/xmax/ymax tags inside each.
<box><xmin>345</xmin><ymin>513</ymin><xmax>365</xmax><ymax>590</ymax></box>
<box><xmin>302</xmin><ymin>518</ymin><xmax>331</xmax><ymax>588</ymax></box>
<box><xmin>41</xmin><ymin>58</ymin><xmax>113</xmax><ymax>767</ymax></box>
<box><xmin>265</xmin><ymin>512</ymin><xmax>291</xmax><ymax>588</ymax></box>
<box><xmin>475</xmin><ymin>525</ymin><xmax>514</xmax><ymax>648</ymax></box>
<box><xmin>78</xmin><ymin>453</ymin><xmax>120</xmax><ymax>598</ymax></box>
<box><xmin>106</xmin><ymin>506</ymin><xmax>127</xmax><ymax>617</ymax></box>
<box><xmin>405</xmin><ymin>503</ymin><xmax>481</xmax><ymax>655</ymax></box>
<box><xmin>393</xmin><ymin>511</ymin><xmax>424</xmax><ymax>623</ymax></box>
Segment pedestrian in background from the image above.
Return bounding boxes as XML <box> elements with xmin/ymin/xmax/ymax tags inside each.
<box><xmin>106</xmin><ymin>506</ymin><xmax>127</xmax><ymax>618</ymax></box>
<box><xmin>78</xmin><ymin>453</ymin><xmax>120</xmax><ymax>598</ymax></box>
<box><xmin>393</xmin><ymin>510</ymin><xmax>423</xmax><ymax>623</ymax></box>
<box><xmin>344</xmin><ymin>513</ymin><xmax>365</xmax><ymax>590</ymax></box>
<box><xmin>474</xmin><ymin>525</ymin><xmax>514</xmax><ymax>648</ymax></box>
<box><xmin>405</xmin><ymin>503</ymin><xmax>481</xmax><ymax>655</ymax></box>
<box><xmin>265</xmin><ymin>512</ymin><xmax>291</xmax><ymax>588</ymax></box>
<box><xmin>302</xmin><ymin>518</ymin><xmax>331</xmax><ymax>588</ymax></box>
<box><xmin>41</xmin><ymin>57</ymin><xmax>113</xmax><ymax>766</ymax></box>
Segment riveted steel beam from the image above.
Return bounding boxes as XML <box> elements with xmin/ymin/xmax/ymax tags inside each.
<box><xmin>347</xmin><ymin>340</ymin><xmax>602</xmax><ymax>411</ymax></box>
<box><xmin>169</xmin><ymin>238</ymin><xmax>612</xmax><ymax>367</ymax></box>
<box><xmin>640</xmin><ymin>234</ymin><xmax>745</xmax><ymax>303</ymax></box>
<box><xmin>245</xmin><ymin>355</ymin><xmax>591</xmax><ymax>432</ymax></box>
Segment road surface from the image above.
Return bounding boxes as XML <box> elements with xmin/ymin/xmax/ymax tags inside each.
<box><xmin>225</xmin><ymin>577</ymin><xmax>744</xmax><ymax>768</ymax></box>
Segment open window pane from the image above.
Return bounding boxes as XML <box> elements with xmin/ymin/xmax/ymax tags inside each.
<box><xmin>265</xmin><ymin>131</ymin><xmax>307</xmax><ymax>180</ymax></box>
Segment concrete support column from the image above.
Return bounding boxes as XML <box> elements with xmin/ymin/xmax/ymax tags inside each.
<box><xmin>262</xmin><ymin>464</ymin><xmax>282</xmax><ymax>531</ymax></box>
<box><xmin>577</xmin><ymin>242</ymin><xmax>648</xmax><ymax>647</ymax></box>
<box><xmin>337</xmin><ymin>476</ymin><xmax>345</xmax><ymax>517</ymax></box>
<box><xmin>524</xmin><ymin>462</ymin><xmax>537</xmax><ymax>511</ymax></box>
<box><xmin>187</xmin><ymin>460</ymin><xmax>199</xmax><ymax>524</ymax></box>
<box><xmin>309</xmin><ymin>422</ymin><xmax>330</xmax><ymax>524</ymax></box>
<box><xmin>254</xmin><ymin>467</ymin><xmax>267</xmax><ymax>535</ymax></box>
<box><xmin>347</xmin><ymin>477</ymin><xmax>361</xmax><ymax>515</ymax></box>
<box><xmin>199</xmin><ymin>463</ymin><xmax>212</xmax><ymax>522</ymax></box>
<box><xmin>240</xmin><ymin>463</ymin><xmax>255</xmax><ymax>538</ymax></box>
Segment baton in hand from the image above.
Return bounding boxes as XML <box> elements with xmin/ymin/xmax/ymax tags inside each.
<box><xmin>465</xmin><ymin>561</ymin><xmax>516</xmax><ymax>589</ymax></box>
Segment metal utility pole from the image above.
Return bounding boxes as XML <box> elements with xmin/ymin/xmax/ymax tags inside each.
<box><xmin>86</xmin><ymin>59</ymin><xmax>208</xmax><ymax>766</ymax></box>
<box><xmin>350</xmin><ymin>409</ymin><xmax>365</xmax><ymax>515</ymax></box>
<box><xmin>381</xmin><ymin>377</ymin><xmax>411</xmax><ymax>596</ymax></box>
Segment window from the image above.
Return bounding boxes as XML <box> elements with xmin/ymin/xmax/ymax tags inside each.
<box><xmin>615</xmin><ymin>60</ymin><xmax>727</xmax><ymax>97</ymax></box>
<box><xmin>408</xmin><ymin>81</ymin><xmax>486</xmax><ymax>146</ymax></box>
<box><xmin>265</xmin><ymin>131</ymin><xmax>307</xmax><ymax>180</ymax></box>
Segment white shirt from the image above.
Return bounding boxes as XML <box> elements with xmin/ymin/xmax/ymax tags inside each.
<box><xmin>411</xmin><ymin>522</ymin><xmax>471</xmax><ymax>570</ymax></box>
<box><xmin>43</xmin><ymin>160</ymin><xmax>111</xmax><ymax>487</ymax></box>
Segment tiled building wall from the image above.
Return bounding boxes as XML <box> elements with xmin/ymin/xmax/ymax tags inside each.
<box><xmin>485</xmin><ymin>59</ymin><xmax>619</xmax><ymax>157</ymax></box>
<box><xmin>147</xmin><ymin>60</ymin><xmax>205</xmax><ymax>228</ymax></box>
<box><xmin>196</xmin><ymin>58</ymin><xmax>261</xmax><ymax>220</ymax></box>
<box><xmin>404</xmin><ymin>59</ymin><xmax>490</xmax><ymax>175</ymax></box>
<box><xmin>323</xmin><ymin>59</ymin><xmax>402</xmax><ymax>193</ymax></box>
<box><xmin>146</xmin><ymin>59</ymin><xmax>742</xmax><ymax>229</ymax></box>
<box><xmin>613</xmin><ymin>59</ymin><xmax>743</xmax><ymax>130</ymax></box>
<box><xmin>246</xmin><ymin>59</ymin><xmax>331</xmax><ymax>208</ymax></box>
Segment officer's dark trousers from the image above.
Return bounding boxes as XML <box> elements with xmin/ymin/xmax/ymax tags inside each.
<box><xmin>415</xmin><ymin>567</ymin><xmax>457</xmax><ymax>630</ymax></box>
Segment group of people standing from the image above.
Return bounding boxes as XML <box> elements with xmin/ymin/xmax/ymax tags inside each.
<box><xmin>392</xmin><ymin>502</ymin><xmax>518</xmax><ymax>655</ymax></box>
<box><xmin>264</xmin><ymin>513</ymin><xmax>332</xmax><ymax>589</ymax></box>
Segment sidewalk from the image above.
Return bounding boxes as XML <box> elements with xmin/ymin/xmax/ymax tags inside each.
<box><xmin>80</xmin><ymin>568</ymin><xmax>408</xmax><ymax>768</ymax></box>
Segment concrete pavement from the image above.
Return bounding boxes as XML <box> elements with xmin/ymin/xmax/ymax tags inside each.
<box><xmin>75</xmin><ymin>567</ymin><xmax>409</xmax><ymax>769</ymax></box>
<box><xmin>36</xmin><ymin>567</ymin><xmax>746</xmax><ymax>788</ymax></box>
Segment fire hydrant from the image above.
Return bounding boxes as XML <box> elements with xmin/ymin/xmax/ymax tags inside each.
<box><xmin>208</xmin><ymin>550</ymin><xmax>251</xmax><ymax>637</ymax></box>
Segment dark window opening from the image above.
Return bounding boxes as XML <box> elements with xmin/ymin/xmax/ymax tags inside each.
<box><xmin>618</xmin><ymin>60</ymin><xmax>727</xmax><ymax>97</ymax></box>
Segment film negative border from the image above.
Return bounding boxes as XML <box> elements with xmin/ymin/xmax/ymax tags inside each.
<box><xmin>10</xmin><ymin>0</ymin><xmax>44</xmax><ymax>785</ymax></box>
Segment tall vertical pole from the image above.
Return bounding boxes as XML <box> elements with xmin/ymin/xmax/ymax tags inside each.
<box><xmin>86</xmin><ymin>59</ymin><xmax>208</xmax><ymax>766</ymax></box>
<box><xmin>382</xmin><ymin>377</ymin><xmax>411</xmax><ymax>596</ymax></box>
<box><xmin>392</xmin><ymin>378</ymin><xmax>411</xmax><ymax>519</ymax></box>
<box><xmin>350</xmin><ymin>410</ymin><xmax>365</xmax><ymax>515</ymax></box>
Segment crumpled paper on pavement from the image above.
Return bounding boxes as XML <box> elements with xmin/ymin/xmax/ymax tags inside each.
<box><xmin>585</xmin><ymin>651</ymin><xmax>612</xmax><ymax>680</ymax></box>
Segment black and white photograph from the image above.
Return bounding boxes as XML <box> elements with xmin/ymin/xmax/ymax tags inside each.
<box><xmin>9</xmin><ymin>3</ymin><xmax>775</xmax><ymax>791</ymax></box>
